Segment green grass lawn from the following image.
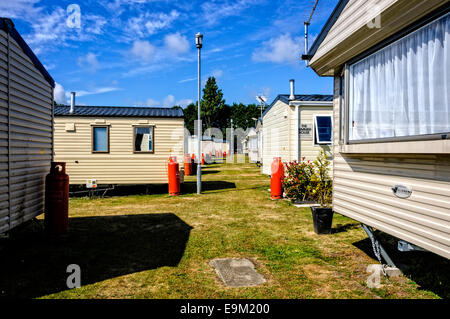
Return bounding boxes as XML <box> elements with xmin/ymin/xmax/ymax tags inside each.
<box><xmin>1</xmin><ymin>159</ymin><xmax>448</xmax><ymax>299</ymax></box>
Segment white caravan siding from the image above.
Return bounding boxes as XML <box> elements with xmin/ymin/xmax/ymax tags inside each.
<box><xmin>262</xmin><ymin>99</ymin><xmax>333</xmax><ymax>175</ymax></box>
<box><xmin>262</xmin><ymin>100</ymin><xmax>290</xmax><ymax>175</ymax></box>
<box><xmin>297</xmin><ymin>107</ymin><xmax>333</xmax><ymax>163</ymax></box>
<box><xmin>54</xmin><ymin>117</ymin><xmax>184</xmax><ymax>185</ymax></box>
<box><xmin>0</xmin><ymin>29</ymin><xmax>53</xmax><ymax>233</ymax></box>
<box><xmin>332</xmin><ymin>76</ymin><xmax>450</xmax><ymax>259</ymax></box>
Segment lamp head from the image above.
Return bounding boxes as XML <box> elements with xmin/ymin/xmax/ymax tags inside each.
<box><xmin>195</xmin><ymin>33</ymin><xmax>203</xmax><ymax>49</ymax></box>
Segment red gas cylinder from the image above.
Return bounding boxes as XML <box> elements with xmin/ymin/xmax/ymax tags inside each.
<box><xmin>184</xmin><ymin>154</ymin><xmax>192</xmax><ymax>176</ymax></box>
<box><xmin>224</xmin><ymin>151</ymin><xmax>227</xmax><ymax>158</ymax></box>
<box><xmin>168</xmin><ymin>156</ymin><xmax>180</xmax><ymax>196</ymax></box>
<box><xmin>45</xmin><ymin>162</ymin><xmax>69</xmax><ymax>236</ymax></box>
<box><xmin>271</xmin><ymin>157</ymin><xmax>284</xmax><ymax>200</ymax></box>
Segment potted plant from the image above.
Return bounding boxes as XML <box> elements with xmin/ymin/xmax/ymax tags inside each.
<box><xmin>310</xmin><ymin>150</ymin><xmax>333</xmax><ymax>234</ymax></box>
<box><xmin>282</xmin><ymin>159</ymin><xmax>315</xmax><ymax>204</ymax></box>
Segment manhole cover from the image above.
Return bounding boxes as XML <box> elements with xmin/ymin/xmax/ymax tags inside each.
<box><xmin>209</xmin><ymin>258</ymin><xmax>266</xmax><ymax>287</ymax></box>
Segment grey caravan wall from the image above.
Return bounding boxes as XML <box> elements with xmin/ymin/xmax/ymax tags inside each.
<box><xmin>0</xmin><ymin>18</ymin><xmax>55</xmax><ymax>233</ymax></box>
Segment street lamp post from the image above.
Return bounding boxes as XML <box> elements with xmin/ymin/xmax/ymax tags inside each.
<box><xmin>196</xmin><ymin>33</ymin><xmax>203</xmax><ymax>195</ymax></box>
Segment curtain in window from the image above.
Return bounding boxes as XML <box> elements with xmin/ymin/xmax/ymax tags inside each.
<box><xmin>135</xmin><ymin>127</ymin><xmax>153</xmax><ymax>152</ymax></box>
<box><xmin>349</xmin><ymin>13</ymin><xmax>450</xmax><ymax>141</ymax></box>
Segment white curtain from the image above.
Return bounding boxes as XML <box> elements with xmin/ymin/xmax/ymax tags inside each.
<box><xmin>349</xmin><ymin>13</ymin><xmax>450</xmax><ymax>141</ymax></box>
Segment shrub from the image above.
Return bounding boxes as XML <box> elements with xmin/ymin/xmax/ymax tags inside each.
<box><xmin>282</xmin><ymin>151</ymin><xmax>332</xmax><ymax>206</ymax></box>
<box><xmin>282</xmin><ymin>158</ymin><xmax>315</xmax><ymax>202</ymax></box>
<box><xmin>310</xmin><ymin>150</ymin><xmax>332</xmax><ymax>207</ymax></box>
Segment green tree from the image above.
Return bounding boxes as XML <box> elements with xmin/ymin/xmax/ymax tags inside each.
<box><xmin>230</xmin><ymin>103</ymin><xmax>266</xmax><ymax>131</ymax></box>
<box><xmin>183</xmin><ymin>102</ymin><xmax>197</xmax><ymax>134</ymax></box>
<box><xmin>201</xmin><ymin>77</ymin><xmax>225</xmax><ymax>129</ymax></box>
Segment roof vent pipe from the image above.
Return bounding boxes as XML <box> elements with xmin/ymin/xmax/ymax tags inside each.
<box><xmin>289</xmin><ymin>79</ymin><xmax>295</xmax><ymax>101</ymax></box>
<box><xmin>70</xmin><ymin>92</ymin><xmax>75</xmax><ymax>114</ymax></box>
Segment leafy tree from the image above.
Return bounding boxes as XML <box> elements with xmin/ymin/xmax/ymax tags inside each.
<box><xmin>230</xmin><ymin>103</ymin><xmax>266</xmax><ymax>131</ymax></box>
<box><xmin>201</xmin><ymin>77</ymin><xmax>225</xmax><ymax>129</ymax></box>
<box><xmin>183</xmin><ymin>102</ymin><xmax>198</xmax><ymax>134</ymax></box>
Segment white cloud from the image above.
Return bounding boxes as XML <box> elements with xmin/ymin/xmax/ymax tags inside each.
<box><xmin>163</xmin><ymin>94</ymin><xmax>176</xmax><ymax>107</ymax></box>
<box><xmin>137</xmin><ymin>95</ymin><xmax>192</xmax><ymax>108</ymax></box>
<box><xmin>20</xmin><ymin>6</ymin><xmax>108</xmax><ymax>54</ymax></box>
<box><xmin>130</xmin><ymin>40</ymin><xmax>156</xmax><ymax>62</ymax></box>
<box><xmin>176</xmin><ymin>99</ymin><xmax>194</xmax><ymax>108</ymax></box>
<box><xmin>84</xmin><ymin>14</ymin><xmax>108</xmax><ymax>35</ymax></box>
<box><xmin>164</xmin><ymin>33</ymin><xmax>190</xmax><ymax>54</ymax></box>
<box><xmin>201</xmin><ymin>0</ymin><xmax>263</xmax><ymax>25</ymax></box>
<box><xmin>78</xmin><ymin>53</ymin><xmax>100</xmax><ymax>70</ymax></box>
<box><xmin>0</xmin><ymin>0</ymin><xmax>41</xmax><ymax>19</ymax></box>
<box><xmin>126</xmin><ymin>10</ymin><xmax>180</xmax><ymax>38</ymax></box>
<box><xmin>178</xmin><ymin>77</ymin><xmax>196</xmax><ymax>84</ymax></box>
<box><xmin>211</xmin><ymin>69</ymin><xmax>224</xmax><ymax>78</ymax></box>
<box><xmin>252</xmin><ymin>34</ymin><xmax>302</xmax><ymax>65</ymax></box>
<box><xmin>53</xmin><ymin>82</ymin><xmax>67</xmax><ymax>104</ymax></box>
<box><xmin>144</xmin><ymin>98</ymin><xmax>160</xmax><ymax>107</ymax></box>
<box><xmin>76</xmin><ymin>87</ymin><xmax>122</xmax><ymax>97</ymax></box>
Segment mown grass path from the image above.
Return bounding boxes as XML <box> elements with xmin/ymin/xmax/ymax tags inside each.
<box><xmin>1</xmin><ymin>161</ymin><xmax>448</xmax><ymax>299</ymax></box>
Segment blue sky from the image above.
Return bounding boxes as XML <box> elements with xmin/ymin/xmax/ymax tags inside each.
<box><xmin>0</xmin><ymin>0</ymin><xmax>338</xmax><ymax>107</ymax></box>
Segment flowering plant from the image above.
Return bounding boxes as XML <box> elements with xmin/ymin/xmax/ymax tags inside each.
<box><xmin>282</xmin><ymin>151</ymin><xmax>332</xmax><ymax>206</ymax></box>
<box><xmin>282</xmin><ymin>158</ymin><xmax>315</xmax><ymax>202</ymax></box>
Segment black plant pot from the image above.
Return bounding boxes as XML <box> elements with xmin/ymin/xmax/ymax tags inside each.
<box><xmin>311</xmin><ymin>207</ymin><xmax>334</xmax><ymax>235</ymax></box>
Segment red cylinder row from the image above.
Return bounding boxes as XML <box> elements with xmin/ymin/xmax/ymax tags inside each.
<box><xmin>271</xmin><ymin>157</ymin><xmax>284</xmax><ymax>200</ymax></box>
<box><xmin>168</xmin><ymin>156</ymin><xmax>180</xmax><ymax>196</ymax></box>
<box><xmin>184</xmin><ymin>154</ymin><xmax>192</xmax><ymax>176</ymax></box>
<box><xmin>45</xmin><ymin>162</ymin><xmax>69</xmax><ymax>236</ymax></box>
<box><xmin>191</xmin><ymin>154</ymin><xmax>197</xmax><ymax>175</ymax></box>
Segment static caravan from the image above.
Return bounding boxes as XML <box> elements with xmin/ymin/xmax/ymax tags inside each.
<box><xmin>54</xmin><ymin>103</ymin><xmax>184</xmax><ymax>186</ymax></box>
<box><xmin>305</xmin><ymin>0</ymin><xmax>450</xmax><ymax>258</ymax></box>
<box><xmin>261</xmin><ymin>80</ymin><xmax>333</xmax><ymax>175</ymax></box>
<box><xmin>242</xmin><ymin>128</ymin><xmax>258</xmax><ymax>163</ymax></box>
<box><xmin>0</xmin><ymin>18</ymin><xmax>55</xmax><ymax>233</ymax></box>
<box><xmin>185</xmin><ymin>135</ymin><xmax>214</xmax><ymax>159</ymax></box>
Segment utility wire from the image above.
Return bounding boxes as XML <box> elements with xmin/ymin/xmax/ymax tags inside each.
<box><xmin>305</xmin><ymin>0</ymin><xmax>319</xmax><ymax>25</ymax></box>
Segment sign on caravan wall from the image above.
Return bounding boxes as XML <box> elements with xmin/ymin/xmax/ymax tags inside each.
<box><xmin>299</xmin><ymin>124</ymin><xmax>313</xmax><ymax>140</ymax></box>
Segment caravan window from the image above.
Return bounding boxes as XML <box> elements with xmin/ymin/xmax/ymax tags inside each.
<box><xmin>92</xmin><ymin>126</ymin><xmax>109</xmax><ymax>153</ymax></box>
<box><xmin>348</xmin><ymin>13</ymin><xmax>450</xmax><ymax>142</ymax></box>
<box><xmin>314</xmin><ymin>115</ymin><xmax>333</xmax><ymax>145</ymax></box>
<box><xmin>134</xmin><ymin>126</ymin><xmax>154</xmax><ymax>153</ymax></box>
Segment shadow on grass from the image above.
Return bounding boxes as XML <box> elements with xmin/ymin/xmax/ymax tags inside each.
<box><xmin>331</xmin><ymin>222</ymin><xmax>360</xmax><ymax>234</ymax></box>
<box><xmin>70</xmin><ymin>180</ymin><xmax>236</xmax><ymax>198</ymax></box>
<box><xmin>0</xmin><ymin>213</ymin><xmax>192</xmax><ymax>299</ymax></box>
<box><xmin>353</xmin><ymin>231</ymin><xmax>450</xmax><ymax>299</ymax></box>
<box><xmin>198</xmin><ymin>170</ymin><xmax>220</xmax><ymax>175</ymax></box>
<box><xmin>181</xmin><ymin>181</ymin><xmax>236</xmax><ymax>194</ymax></box>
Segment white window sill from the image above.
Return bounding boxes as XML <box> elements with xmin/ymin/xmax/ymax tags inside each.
<box><xmin>340</xmin><ymin>139</ymin><xmax>450</xmax><ymax>154</ymax></box>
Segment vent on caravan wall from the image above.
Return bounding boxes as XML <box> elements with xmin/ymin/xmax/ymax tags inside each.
<box><xmin>70</xmin><ymin>92</ymin><xmax>76</xmax><ymax>114</ymax></box>
<box><xmin>289</xmin><ymin>79</ymin><xmax>295</xmax><ymax>100</ymax></box>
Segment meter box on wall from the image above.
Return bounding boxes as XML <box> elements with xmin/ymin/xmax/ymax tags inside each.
<box><xmin>86</xmin><ymin>179</ymin><xmax>97</xmax><ymax>189</ymax></box>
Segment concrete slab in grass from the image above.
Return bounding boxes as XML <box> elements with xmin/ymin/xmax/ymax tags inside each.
<box><xmin>209</xmin><ymin>258</ymin><xmax>266</xmax><ymax>287</ymax></box>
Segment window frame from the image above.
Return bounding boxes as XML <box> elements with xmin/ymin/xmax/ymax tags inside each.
<box><xmin>313</xmin><ymin>114</ymin><xmax>333</xmax><ymax>146</ymax></box>
<box><xmin>344</xmin><ymin>7</ymin><xmax>450</xmax><ymax>145</ymax></box>
<box><xmin>91</xmin><ymin>125</ymin><xmax>110</xmax><ymax>154</ymax></box>
<box><xmin>132</xmin><ymin>125</ymin><xmax>155</xmax><ymax>154</ymax></box>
